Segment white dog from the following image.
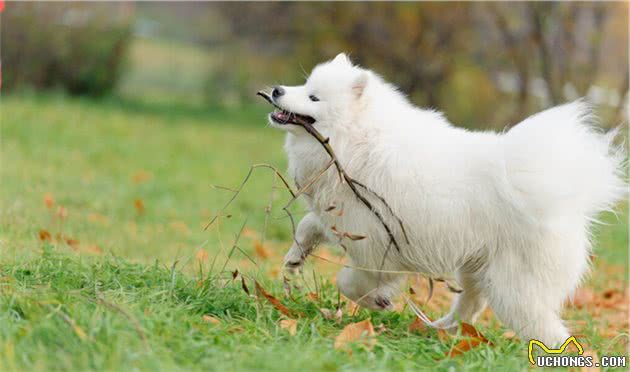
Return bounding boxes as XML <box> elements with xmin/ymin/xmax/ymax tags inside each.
<box><xmin>266</xmin><ymin>53</ymin><xmax>626</xmax><ymax>345</ymax></box>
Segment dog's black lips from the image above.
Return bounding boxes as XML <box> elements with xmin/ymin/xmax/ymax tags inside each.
<box><xmin>257</xmin><ymin>91</ymin><xmax>316</xmax><ymax>125</ymax></box>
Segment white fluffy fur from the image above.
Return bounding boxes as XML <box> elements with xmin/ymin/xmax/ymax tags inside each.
<box><xmin>269</xmin><ymin>53</ymin><xmax>627</xmax><ymax>345</ymax></box>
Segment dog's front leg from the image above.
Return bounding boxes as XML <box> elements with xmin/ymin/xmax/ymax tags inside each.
<box><xmin>284</xmin><ymin>212</ymin><xmax>326</xmax><ymax>273</ymax></box>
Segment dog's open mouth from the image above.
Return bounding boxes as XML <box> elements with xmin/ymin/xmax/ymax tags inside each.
<box><xmin>270</xmin><ymin>109</ymin><xmax>316</xmax><ymax>126</ymax></box>
<box><xmin>257</xmin><ymin>91</ymin><xmax>316</xmax><ymax>126</ymax></box>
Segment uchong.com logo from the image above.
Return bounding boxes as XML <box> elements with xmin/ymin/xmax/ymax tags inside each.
<box><xmin>528</xmin><ymin>336</ymin><xmax>627</xmax><ymax>368</ymax></box>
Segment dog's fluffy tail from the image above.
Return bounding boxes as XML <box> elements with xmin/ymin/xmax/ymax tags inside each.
<box><xmin>503</xmin><ymin>100</ymin><xmax>627</xmax><ymax>221</ymax></box>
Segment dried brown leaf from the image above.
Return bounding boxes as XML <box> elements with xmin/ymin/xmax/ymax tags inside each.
<box><xmin>44</xmin><ymin>193</ymin><xmax>55</xmax><ymax>208</ymax></box>
<box><xmin>447</xmin><ymin>338</ymin><xmax>485</xmax><ymax>358</ymax></box>
<box><xmin>202</xmin><ymin>315</ymin><xmax>221</xmax><ymax>324</ymax></box>
<box><xmin>65</xmin><ymin>238</ymin><xmax>80</xmax><ymax>250</ymax></box>
<box><xmin>254</xmin><ymin>241</ymin><xmax>272</xmax><ymax>259</ymax></box>
<box><xmin>408</xmin><ymin>317</ymin><xmax>427</xmax><ymax>334</ymax></box>
<box><xmin>334</xmin><ymin>319</ymin><xmax>375</xmax><ymax>351</ymax></box>
<box><xmin>134</xmin><ymin>199</ymin><xmax>145</xmax><ymax>214</ymax></box>
<box><xmin>255</xmin><ymin>280</ymin><xmax>294</xmax><ymax>317</ymax></box>
<box><xmin>460</xmin><ymin>322</ymin><xmax>487</xmax><ymax>342</ymax></box>
<box><xmin>279</xmin><ymin>318</ymin><xmax>297</xmax><ymax>336</ymax></box>
<box><xmin>39</xmin><ymin>229</ymin><xmax>52</xmax><ymax>242</ymax></box>
<box><xmin>195</xmin><ymin>249</ymin><xmax>209</xmax><ymax>262</ymax></box>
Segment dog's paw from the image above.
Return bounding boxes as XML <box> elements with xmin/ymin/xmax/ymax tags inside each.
<box><xmin>283</xmin><ymin>247</ymin><xmax>305</xmax><ymax>275</ymax></box>
<box><xmin>374</xmin><ymin>296</ymin><xmax>393</xmax><ymax>311</ymax></box>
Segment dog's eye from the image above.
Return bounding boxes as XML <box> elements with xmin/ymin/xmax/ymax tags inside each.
<box><xmin>309</xmin><ymin>95</ymin><xmax>320</xmax><ymax>102</ymax></box>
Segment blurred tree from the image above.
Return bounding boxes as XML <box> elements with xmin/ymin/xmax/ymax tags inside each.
<box><xmin>485</xmin><ymin>2</ymin><xmax>628</xmax><ymax>125</ymax></box>
<box><xmin>211</xmin><ymin>2</ymin><xmax>626</xmax><ymax>127</ymax></box>
<box><xmin>2</xmin><ymin>2</ymin><xmax>133</xmax><ymax>96</ymax></box>
<box><xmin>213</xmin><ymin>3</ymin><xmax>473</xmax><ymax>109</ymax></box>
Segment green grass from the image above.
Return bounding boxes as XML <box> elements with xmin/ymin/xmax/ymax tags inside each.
<box><xmin>1</xmin><ymin>94</ymin><xmax>628</xmax><ymax>371</ymax></box>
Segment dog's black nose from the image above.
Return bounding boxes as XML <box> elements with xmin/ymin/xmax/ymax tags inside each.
<box><xmin>272</xmin><ymin>86</ymin><xmax>285</xmax><ymax>98</ymax></box>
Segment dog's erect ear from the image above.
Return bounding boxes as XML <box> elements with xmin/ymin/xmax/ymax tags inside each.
<box><xmin>332</xmin><ymin>53</ymin><xmax>351</xmax><ymax>65</ymax></box>
<box><xmin>352</xmin><ymin>72</ymin><xmax>368</xmax><ymax>98</ymax></box>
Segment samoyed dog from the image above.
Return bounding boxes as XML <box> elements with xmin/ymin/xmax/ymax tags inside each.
<box><xmin>265</xmin><ymin>53</ymin><xmax>626</xmax><ymax>345</ymax></box>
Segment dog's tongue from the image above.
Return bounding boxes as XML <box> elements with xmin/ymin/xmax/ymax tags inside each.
<box><xmin>272</xmin><ymin>111</ymin><xmax>291</xmax><ymax>123</ymax></box>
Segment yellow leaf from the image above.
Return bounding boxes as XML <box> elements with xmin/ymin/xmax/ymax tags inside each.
<box><xmin>202</xmin><ymin>315</ymin><xmax>221</xmax><ymax>324</ymax></box>
<box><xmin>334</xmin><ymin>319</ymin><xmax>375</xmax><ymax>351</ymax></box>
<box><xmin>132</xmin><ymin>170</ymin><xmax>153</xmax><ymax>184</ymax></box>
<box><xmin>254</xmin><ymin>241</ymin><xmax>272</xmax><ymax>259</ymax></box>
<box><xmin>38</xmin><ymin>229</ymin><xmax>52</xmax><ymax>242</ymax></box>
<box><xmin>279</xmin><ymin>319</ymin><xmax>297</xmax><ymax>336</ymax></box>
<box><xmin>134</xmin><ymin>199</ymin><xmax>145</xmax><ymax>214</ymax></box>
<box><xmin>196</xmin><ymin>249</ymin><xmax>209</xmax><ymax>262</ymax></box>
<box><xmin>43</xmin><ymin>193</ymin><xmax>55</xmax><ymax>208</ymax></box>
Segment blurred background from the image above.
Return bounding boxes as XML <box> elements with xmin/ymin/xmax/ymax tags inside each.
<box><xmin>3</xmin><ymin>2</ymin><xmax>628</xmax><ymax>127</ymax></box>
<box><xmin>1</xmin><ymin>4</ymin><xmax>629</xmax><ymax>370</ymax></box>
<box><xmin>1</xmin><ymin>2</ymin><xmax>628</xmax><ymax>267</ymax></box>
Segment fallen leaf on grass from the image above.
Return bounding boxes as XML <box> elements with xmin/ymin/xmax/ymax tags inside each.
<box><xmin>202</xmin><ymin>315</ymin><xmax>221</xmax><ymax>324</ymax></box>
<box><xmin>134</xmin><ymin>199</ymin><xmax>145</xmax><ymax>214</ymax></box>
<box><xmin>195</xmin><ymin>249</ymin><xmax>209</xmax><ymax>262</ymax></box>
<box><xmin>57</xmin><ymin>206</ymin><xmax>68</xmax><ymax>219</ymax></box>
<box><xmin>279</xmin><ymin>319</ymin><xmax>297</xmax><ymax>336</ymax></box>
<box><xmin>307</xmin><ymin>292</ymin><xmax>319</xmax><ymax>301</ymax></box>
<box><xmin>334</xmin><ymin>319</ymin><xmax>376</xmax><ymax>351</ymax></box>
<box><xmin>43</xmin><ymin>193</ymin><xmax>55</xmax><ymax>208</ymax></box>
<box><xmin>65</xmin><ymin>238</ymin><xmax>80</xmax><ymax>250</ymax></box>
<box><xmin>254</xmin><ymin>241</ymin><xmax>272</xmax><ymax>259</ymax></box>
<box><xmin>447</xmin><ymin>337</ymin><xmax>485</xmax><ymax>358</ymax></box>
<box><xmin>132</xmin><ymin>170</ymin><xmax>153</xmax><ymax>184</ymax></box>
<box><xmin>445</xmin><ymin>323</ymin><xmax>491</xmax><ymax>358</ymax></box>
<box><xmin>39</xmin><ymin>229</ymin><xmax>52</xmax><ymax>242</ymax></box>
<box><xmin>254</xmin><ymin>280</ymin><xmax>296</xmax><ymax>317</ymax></box>
<box><xmin>460</xmin><ymin>322</ymin><xmax>487</xmax><ymax>341</ymax></box>
<box><xmin>408</xmin><ymin>317</ymin><xmax>427</xmax><ymax>334</ymax></box>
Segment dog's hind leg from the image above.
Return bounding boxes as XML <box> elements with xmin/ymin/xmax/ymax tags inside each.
<box><xmin>432</xmin><ymin>267</ymin><xmax>487</xmax><ymax>330</ymax></box>
<box><xmin>283</xmin><ymin>212</ymin><xmax>327</xmax><ymax>273</ymax></box>
<box><xmin>481</xmin><ymin>230</ymin><xmax>588</xmax><ymax>346</ymax></box>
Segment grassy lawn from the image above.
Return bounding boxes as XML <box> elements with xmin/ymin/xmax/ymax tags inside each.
<box><xmin>1</xmin><ymin>94</ymin><xmax>628</xmax><ymax>371</ymax></box>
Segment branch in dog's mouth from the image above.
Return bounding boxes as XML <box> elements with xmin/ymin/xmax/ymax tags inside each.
<box><xmin>256</xmin><ymin>90</ymin><xmax>410</xmax><ymax>253</ymax></box>
<box><xmin>256</xmin><ymin>91</ymin><xmax>315</xmax><ymax>125</ymax></box>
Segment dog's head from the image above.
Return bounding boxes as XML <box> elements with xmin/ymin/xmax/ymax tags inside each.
<box><xmin>267</xmin><ymin>53</ymin><xmax>369</xmax><ymax>133</ymax></box>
